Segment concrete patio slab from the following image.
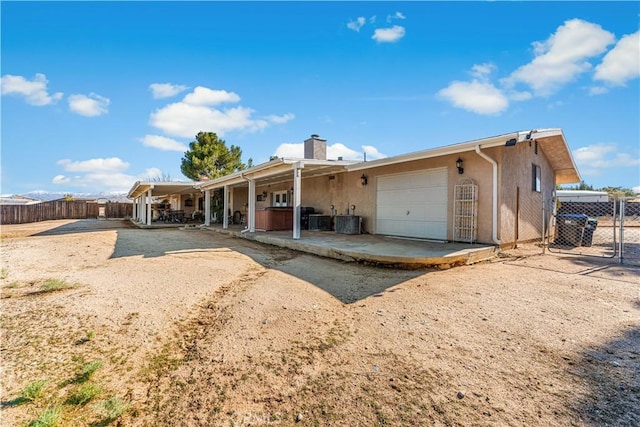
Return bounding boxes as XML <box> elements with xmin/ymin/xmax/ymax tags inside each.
<box><xmin>202</xmin><ymin>225</ymin><xmax>498</xmax><ymax>268</ymax></box>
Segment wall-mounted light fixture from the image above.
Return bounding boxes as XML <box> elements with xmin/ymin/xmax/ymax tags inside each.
<box><xmin>505</xmin><ymin>138</ymin><xmax>517</xmax><ymax>147</ymax></box>
<box><xmin>262</xmin><ymin>191</ymin><xmax>267</xmax><ymax>198</ymax></box>
<box><xmin>360</xmin><ymin>174</ymin><xmax>368</xmax><ymax>186</ymax></box>
<box><xmin>456</xmin><ymin>157</ymin><xmax>464</xmax><ymax>175</ymax></box>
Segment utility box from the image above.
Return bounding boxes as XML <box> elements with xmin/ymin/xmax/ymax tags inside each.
<box><xmin>335</xmin><ymin>215</ymin><xmax>361</xmax><ymax>234</ymax></box>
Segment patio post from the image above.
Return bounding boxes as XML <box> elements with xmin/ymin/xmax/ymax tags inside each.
<box><xmin>139</xmin><ymin>196</ymin><xmax>144</xmax><ymax>224</ymax></box>
<box><xmin>133</xmin><ymin>198</ymin><xmax>138</xmax><ymax>221</ymax></box>
<box><xmin>140</xmin><ymin>196</ymin><xmax>145</xmax><ymax>224</ymax></box>
<box><xmin>223</xmin><ymin>185</ymin><xmax>229</xmax><ymax>229</ymax></box>
<box><xmin>292</xmin><ymin>162</ymin><xmax>302</xmax><ymax>240</ymax></box>
<box><xmin>248</xmin><ymin>179</ymin><xmax>256</xmax><ymax>232</ymax></box>
<box><xmin>204</xmin><ymin>190</ymin><xmax>211</xmax><ymax>226</ymax></box>
<box><xmin>146</xmin><ymin>188</ymin><xmax>153</xmax><ymax>226</ymax></box>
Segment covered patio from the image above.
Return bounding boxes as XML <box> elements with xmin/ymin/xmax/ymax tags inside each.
<box><xmin>127</xmin><ymin>181</ymin><xmax>204</xmax><ymax>226</ymax></box>
<box><xmin>196</xmin><ymin>157</ymin><xmax>354</xmax><ymax>239</ymax></box>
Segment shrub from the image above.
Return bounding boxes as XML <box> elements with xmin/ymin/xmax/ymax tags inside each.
<box><xmin>29</xmin><ymin>405</ymin><xmax>62</xmax><ymax>427</ymax></box>
<box><xmin>96</xmin><ymin>396</ymin><xmax>130</xmax><ymax>421</ymax></box>
<box><xmin>21</xmin><ymin>379</ymin><xmax>47</xmax><ymax>402</ymax></box>
<box><xmin>67</xmin><ymin>382</ymin><xmax>102</xmax><ymax>405</ymax></box>
<box><xmin>76</xmin><ymin>360</ymin><xmax>103</xmax><ymax>383</ymax></box>
<box><xmin>40</xmin><ymin>279</ymin><xmax>76</xmax><ymax>293</ymax></box>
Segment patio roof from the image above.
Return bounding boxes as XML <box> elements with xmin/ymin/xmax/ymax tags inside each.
<box><xmin>127</xmin><ymin>181</ymin><xmax>199</xmax><ymax>199</ymax></box>
<box><xmin>196</xmin><ymin>158</ymin><xmax>356</xmax><ymax>190</ymax></box>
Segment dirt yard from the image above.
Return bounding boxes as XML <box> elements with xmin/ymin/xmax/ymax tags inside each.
<box><xmin>1</xmin><ymin>219</ymin><xmax>638</xmax><ymax>426</ymax></box>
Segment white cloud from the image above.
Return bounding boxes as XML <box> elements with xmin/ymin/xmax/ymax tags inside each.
<box><xmin>594</xmin><ymin>31</ymin><xmax>640</xmax><ymax>86</ymax></box>
<box><xmin>52</xmin><ymin>174</ymin><xmax>71</xmax><ymax>184</ymax></box>
<box><xmin>504</xmin><ymin>19</ymin><xmax>615</xmax><ymax>96</ymax></box>
<box><xmin>265</xmin><ymin>113</ymin><xmax>295</xmax><ymax>124</ymax></box>
<box><xmin>57</xmin><ymin>157</ymin><xmax>130</xmax><ymax>173</ymax></box>
<box><xmin>273</xmin><ymin>142</ymin><xmax>387</xmax><ymax>161</ymax></box>
<box><xmin>274</xmin><ymin>143</ymin><xmax>303</xmax><ymax>158</ymax></box>
<box><xmin>0</xmin><ymin>73</ymin><xmax>63</xmax><ymax>106</ymax></box>
<box><xmin>51</xmin><ymin>157</ymin><xmax>144</xmax><ymax>192</ymax></box>
<box><xmin>52</xmin><ymin>158</ymin><xmax>165</xmax><ymax>192</ymax></box>
<box><xmin>362</xmin><ymin>145</ymin><xmax>387</xmax><ymax>160</ymax></box>
<box><xmin>588</xmin><ymin>86</ymin><xmax>609</xmax><ymax>96</ymax></box>
<box><xmin>347</xmin><ymin>17</ymin><xmax>366</xmax><ymax>32</ymax></box>
<box><xmin>139</xmin><ymin>135</ymin><xmax>188</xmax><ymax>152</ymax></box>
<box><xmin>150</xmin><ymin>103</ymin><xmax>268</xmax><ymax>138</ymax></box>
<box><xmin>372</xmin><ymin>25</ymin><xmax>406</xmax><ymax>43</ymax></box>
<box><xmin>52</xmin><ymin>171</ymin><xmax>140</xmax><ymax>192</ymax></box>
<box><xmin>471</xmin><ymin>63</ymin><xmax>496</xmax><ymax>80</ymax></box>
<box><xmin>149</xmin><ymin>86</ymin><xmax>286</xmax><ymax>138</ymax></box>
<box><xmin>182</xmin><ymin>86</ymin><xmax>240</xmax><ymax>106</ymax></box>
<box><xmin>387</xmin><ymin>12</ymin><xmax>406</xmax><ymax>23</ymax></box>
<box><xmin>328</xmin><ymin>143</ymin><xmax>360</xmax><ymax>160</ymax></box>
<box><xmin>149</xmin><ymin>83</ymin><xmax>189</xmax><ymax>99</ymax></box>
<box><xmin>573</xmin><ymin>143</ymin><xmax>640</xmax><ymax>169</ymax></box>
<box><xmin>507</xmin><ymin>90</ymin><xmax>533</xmax><ymax>101</ymax></box>
<box><xmin>68</xmin><ymin>93</ymin><xmax>110</xmax><ymax>117</ymax></box>
<box><xmin>438</xmin><ymin>80</ymin><xmax>509</xmax><ymax>115</ymax></box>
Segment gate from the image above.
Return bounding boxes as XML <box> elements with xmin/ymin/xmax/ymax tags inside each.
<box><xmin>545</xmin><ymin>196</ymin><xmax>640</xmax><ymax>265</ymax></box>
<box><xmin>619</xmin><ymin>198</ymin><xmax>640</xmax><ymax>265</ymax></box>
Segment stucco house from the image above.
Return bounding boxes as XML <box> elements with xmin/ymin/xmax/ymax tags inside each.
<box><xmin>194</xmin><ymin>129</ymin><xmax>580</xmax><ymax>248</ymax></box>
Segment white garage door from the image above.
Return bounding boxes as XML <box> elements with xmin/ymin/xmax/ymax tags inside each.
<box><xmin>376</xmin><ymin>168</ymin><xmax>448</xmax><ymax>240</ymax></box>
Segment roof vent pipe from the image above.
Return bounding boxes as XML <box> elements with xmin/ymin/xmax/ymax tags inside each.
<box><xmin>475</xmin><ymin>145</ymin><xmax>500</xmax><ymax>245</ymax></box>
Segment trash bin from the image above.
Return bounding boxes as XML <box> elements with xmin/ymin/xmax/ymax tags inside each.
<box><xmin>581</xmin><ymin>218</ymin><xmax>598</xmax><ymax>247</ymax></box>
<box><xmin>555</xmin><ymin>214</ymin><xmax>588</xmax><ymax>246</ymax></box>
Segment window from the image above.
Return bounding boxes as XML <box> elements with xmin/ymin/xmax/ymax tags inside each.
<box><xmin>273</xmin><ymin>191</ymin><xmax>289</xmax><ymax>207</ymax></box>
<box><xmin>532</xmin><ymin>164</ymin><xmax>541</xmax><ymax>192</ymax></box>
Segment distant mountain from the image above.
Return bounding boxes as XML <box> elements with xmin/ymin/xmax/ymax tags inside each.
<box><xmin>18</xmin><ymin>190</ymin><xmax>131</xmax><ymax>203</ymax></box>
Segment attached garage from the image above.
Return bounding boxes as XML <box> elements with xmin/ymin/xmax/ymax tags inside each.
<box><xmin>375</xmin><ymin>167</ymin><xmax>448</xmax><ymax>240</ymax></box>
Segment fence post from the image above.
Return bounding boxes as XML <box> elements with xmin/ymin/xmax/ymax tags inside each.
<box><xmin>618</xmin><ymin>198</ymin><xmax>625</xmax><ymax>265</ymax></box>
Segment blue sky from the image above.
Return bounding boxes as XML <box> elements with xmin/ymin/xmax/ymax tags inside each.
<box><xmin>2</xmin><ymin>1</ymin><xmax>639</xmax><ymax>196</ymax></box>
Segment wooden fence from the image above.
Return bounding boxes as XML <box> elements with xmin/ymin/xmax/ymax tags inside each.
<box><xmin>1</xmin><ymin>201</ymin><xmax>133</xmax><ymax>225</ymax></box>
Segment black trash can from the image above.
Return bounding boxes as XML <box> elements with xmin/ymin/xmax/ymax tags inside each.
<box><xmin>299</xmin><ymin>206</ymin><xmax>315</xmax><ymax>230</ymax></box>
<box><xmin>581</xmin><ymin>218</ymin><xmax>598</xmax><ymax>247</ymax></box>
<box><xmin>555</xmin><ymin>214</ymin><xmax>588</xmax><ymax>246</ymax></box>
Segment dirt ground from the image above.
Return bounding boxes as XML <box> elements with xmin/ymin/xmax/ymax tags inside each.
<box><xmin>1</xmin><ymin>219</ymin><xmax>638</xmax><ymax>426</ymax></box>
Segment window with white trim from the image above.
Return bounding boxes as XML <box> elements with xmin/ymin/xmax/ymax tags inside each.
<box><xmin>273</xmin><ymin>191</ymin><xmax>289</xmax><ymax>207</ymax></box>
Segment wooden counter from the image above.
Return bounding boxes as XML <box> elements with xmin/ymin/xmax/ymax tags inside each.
<box><xmin>255</xmin><ymin>207</ymin><xmax>293</xmax><ymax>231</ymax></box>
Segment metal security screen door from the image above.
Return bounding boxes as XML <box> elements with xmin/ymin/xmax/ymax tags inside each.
<box><xmin>453</xmin><ymin>179</ymin><xmax>478</xmax><ymax>243</ymax></box>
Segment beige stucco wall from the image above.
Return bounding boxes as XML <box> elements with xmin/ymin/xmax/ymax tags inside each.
<box><xmin>498</xmin><ymin>141</ymin><xmax>555</xmax><ymax>246</ymax></box>
<box><xmin>289</xmin><ymin>152</ymin><xmax>497</xmax><ymax>243</ymax></box>
<box><xmin>224</xmin><ymin>143</ymin><xmax>558</xmax><ymax>245</ymax></box>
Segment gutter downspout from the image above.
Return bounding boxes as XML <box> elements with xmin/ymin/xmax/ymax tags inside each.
<box><xmin>475</xmin><ymin>145</ymin><xmax>501</xmax><ymax>245</ymax></box>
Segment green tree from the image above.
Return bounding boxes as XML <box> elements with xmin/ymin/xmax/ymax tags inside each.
<box><xmin>180</xmin><ymin>132</ymin><xmax>251</xmax><ymax>181</ymax></box>
<box><xmin>598</xmin><ymin>186</ymin><xmax>637</xmax><ymax>197</ymax></box>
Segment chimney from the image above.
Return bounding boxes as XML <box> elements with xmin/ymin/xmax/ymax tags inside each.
<box><xmin>304</xmin><ymin>134</ymin><xmax>327</xmax><ymax>160</ymax></box>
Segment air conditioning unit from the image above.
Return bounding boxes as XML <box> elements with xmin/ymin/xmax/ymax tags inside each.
<box><xmin>335</xmin><ymin>215</ymin><xmax>361</xmax><ymax>234</ymax></box>
<box><xmin>308</xmin><ymin>214</ymin><xmax>332</xmax><ymax>231</ymax></box>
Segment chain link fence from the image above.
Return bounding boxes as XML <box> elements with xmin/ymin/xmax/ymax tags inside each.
<box><xmin>542</xmin><ymin>195</ymin><xmax>640</xmax><ymax>265</ymax></box>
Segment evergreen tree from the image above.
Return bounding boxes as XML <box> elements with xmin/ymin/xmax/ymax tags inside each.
<box><xmin>180</xmin><ymin>132</ymin><xmax>251</xmax><ymax>180</ymax></box>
